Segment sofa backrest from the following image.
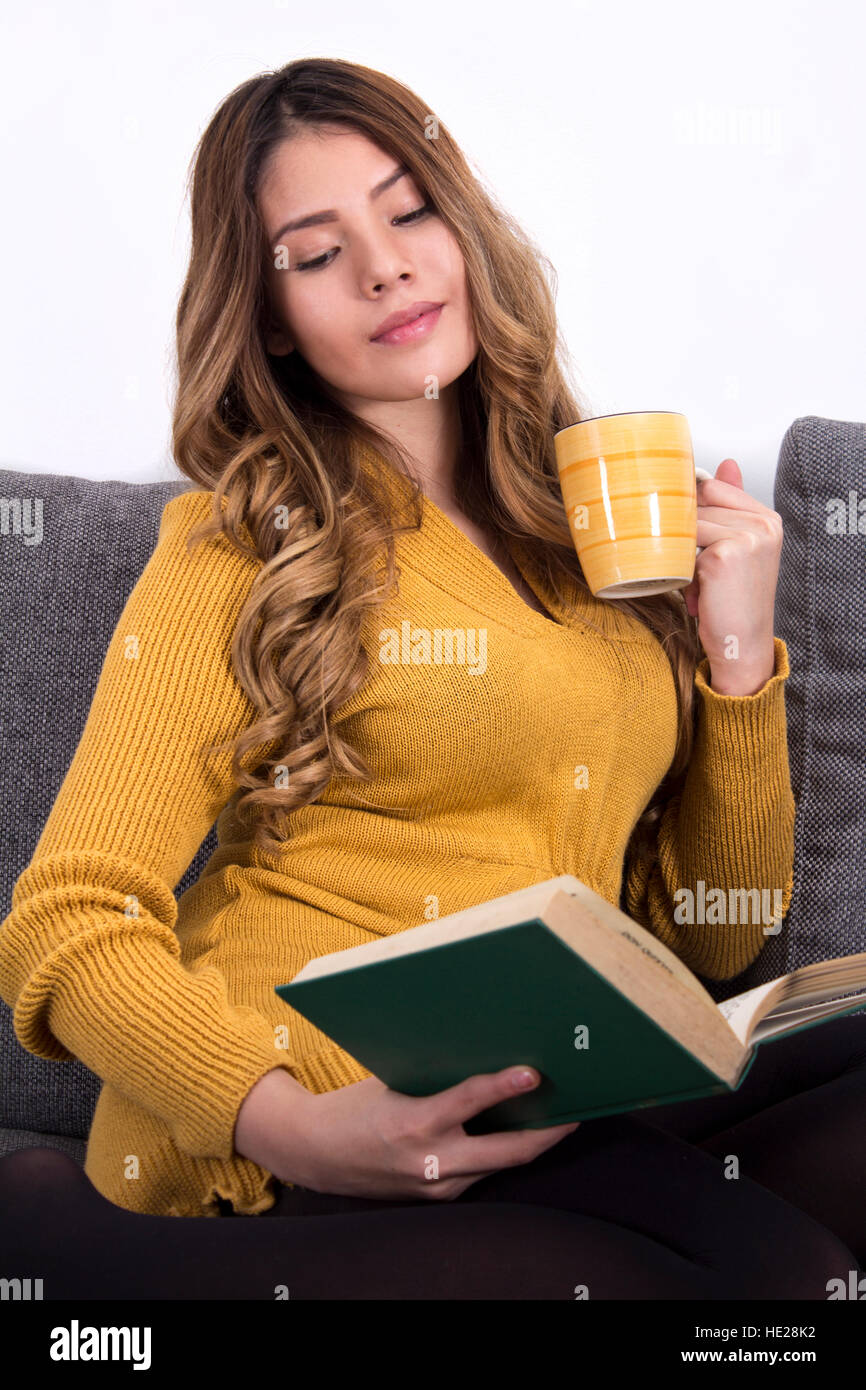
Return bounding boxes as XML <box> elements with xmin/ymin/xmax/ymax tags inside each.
<box><xmin>0</xmin><ymin>471</ymin><xmax>217</xmax><ymax>1140</ymax></box>
<box><xmin>703</xmin><ymin>415</ymin><xmax>866</xmax><ymax>1008</ymax></box>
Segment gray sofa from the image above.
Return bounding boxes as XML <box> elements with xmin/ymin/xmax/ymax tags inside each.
<box><xmin>1</xmin><ymin>414</ymin><xmax>864</xmax><ymax>1166</ymax></box>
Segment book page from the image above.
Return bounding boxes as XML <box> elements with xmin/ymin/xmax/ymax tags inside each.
<box><xmin>772</xmin><ymin>955</ymin><xmax>866</xmax><ymax>1005</ymax></box>
<box><xmin>717</xmin><ymin>976</ymin><xmax>866</xmax><ymax>1046</ymax></box>
<box><xmin>751</xmin><ymin>991</ymin><xmax>866</xmax><ymax>1043</ymax></box>
<box><xmin>716</xmin><ymin>980</ymin><xmax>780</xmax><ymax>1046</ymax></box>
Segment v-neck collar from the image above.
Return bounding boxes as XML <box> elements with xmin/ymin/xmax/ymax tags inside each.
<box><xmin>356</xmin><ymin>443</ymin><xmax>641</xmax><ymax>642</ymax></box>
<box><xmin>412</xmin><ymin>494</ymin><xmax>565</xmax><ymax>634</ymax></box>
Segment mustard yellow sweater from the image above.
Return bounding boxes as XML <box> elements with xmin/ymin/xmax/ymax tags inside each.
<box><xmin>0</xmin><ymin>451</ymin><xmax>796</xmax><ymax>1218</ymax></box>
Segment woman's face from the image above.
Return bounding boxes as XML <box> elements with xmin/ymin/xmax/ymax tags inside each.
<box><xmin>258</xmin><ymin>126</ymin><xmax>478</xmax><ymax>411</ymax></box>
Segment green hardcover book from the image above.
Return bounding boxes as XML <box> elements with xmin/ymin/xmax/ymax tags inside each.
<box><xmin>275</xmin><ymin>874</ymin><xmax>866</xmax><ymax>1134</ymax></box>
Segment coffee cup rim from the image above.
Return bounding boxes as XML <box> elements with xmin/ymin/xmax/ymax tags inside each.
<box><xmin>555</xmin><ymin>410</ymin><xmax>685</xmax><ymax>435</ymax></box>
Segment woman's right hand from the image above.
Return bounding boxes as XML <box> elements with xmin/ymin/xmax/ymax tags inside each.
<box><xmin>235</xmin><ymin>1064</ymin><xmax>580</xmax><ymax>1202</ymax></box>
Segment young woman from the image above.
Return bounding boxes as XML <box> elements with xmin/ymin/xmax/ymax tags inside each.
<box><xmin>1</xmin><ymin>57</ymin><xmax>864</xmax><ymax>1301</ymax></box>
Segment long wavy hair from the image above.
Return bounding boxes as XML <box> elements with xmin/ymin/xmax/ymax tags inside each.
<box><xmin>171</xmin><ymin>56</ymin><xmax>705</xmax><ymax>896</ymax></box>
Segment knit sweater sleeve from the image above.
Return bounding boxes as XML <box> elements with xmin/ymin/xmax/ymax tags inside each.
<box><xmin>0</xmin><ymin>490</ymin><xmax>299</xmax><ymax>1162</ymax></box>
<box><xmin>622</xmin><ymin>635</ymin><xmax>796</xmax><ymax>982</ymax></box>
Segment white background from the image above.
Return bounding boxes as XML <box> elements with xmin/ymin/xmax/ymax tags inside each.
<box><xmin>2</xmin><ymin>0</ymin><xmax>863</xmax><ymax>507</ymax></box>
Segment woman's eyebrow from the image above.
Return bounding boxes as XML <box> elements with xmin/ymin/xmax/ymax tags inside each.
<box><xmin>269</xmin><ymin>164</ymin><xmax>409</xmax><ymax>245</ymax></box>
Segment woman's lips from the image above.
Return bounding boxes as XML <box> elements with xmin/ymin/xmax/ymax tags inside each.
<box><xmin>371</xmin><ymin>304</ymin><xmax>443</xmax><ymax>345</ymax></box>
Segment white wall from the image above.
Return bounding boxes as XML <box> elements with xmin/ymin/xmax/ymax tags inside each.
<box><xmin>2</xmin><ymin>0</ymin><xmax>862</xmax><ymax>509</ymax></box>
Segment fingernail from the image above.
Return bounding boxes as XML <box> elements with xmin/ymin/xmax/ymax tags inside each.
<box><xmin>512</xmin><ymin>1069</ymin><xmax>538</xmax><ymax>1089</ymax></box>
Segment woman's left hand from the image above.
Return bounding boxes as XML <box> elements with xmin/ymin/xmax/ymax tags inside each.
<box><xmin>682</xmin><ymin>457</ymin><xmax>782</xmax><ymax>696</ymax></box>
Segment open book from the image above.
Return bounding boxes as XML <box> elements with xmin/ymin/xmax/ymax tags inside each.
<box><xmin>275</xmin><ymin>875</ymin><xmax>866</xmax><ymax>1133</ymax></box>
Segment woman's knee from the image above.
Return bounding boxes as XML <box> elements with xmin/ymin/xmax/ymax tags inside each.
<box><xmin>736</xmin><ymin>1204</ymin><xmax>859</xmax><ymax>1300</ymax></box>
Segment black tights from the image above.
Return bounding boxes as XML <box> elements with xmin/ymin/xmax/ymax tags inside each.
<box><xmin>2</xmin><ymin>1013</ymin><xmax>865</xmax><ymax>1299</ymax></box>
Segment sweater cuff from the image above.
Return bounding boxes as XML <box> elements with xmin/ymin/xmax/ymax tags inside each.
<box><xmin>695</xmin><ymin>634</ymin><xmax>789</xmax><ymax>701</ymax></box>
<box><xmin>693</xmin><ymin>636</ymin><xmax>791</xmax><ymax>779</ymax></box>
<box><xmin>692</xmin><ymin>636</ymin><xmax>795</xmax><ymax>817</ymax></box>
<box><xmin>37</xmin><ymin>931</ymin><xmax>301</xmax><ymax>1162</ymax></box>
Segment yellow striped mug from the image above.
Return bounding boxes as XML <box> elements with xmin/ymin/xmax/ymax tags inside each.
<box><xmin>554</xmin><ymin>411</ymin><xmax>713</xmax><ymax>599</ymax></box>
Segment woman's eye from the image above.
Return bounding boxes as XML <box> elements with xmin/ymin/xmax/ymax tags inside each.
<box><xmin>395</xmin><ymin>202</ymin><xmax>433</xmax><ymax>226</ymax></box>
<box><xmin>294</xmin><ymin>204</ymin><xmax>434</xmax><ymax>272</ymax></box>
<box><xmin>295</xmin><ymin>249</ymin><xmax>338</xmax><ymax>272</ymax></box>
